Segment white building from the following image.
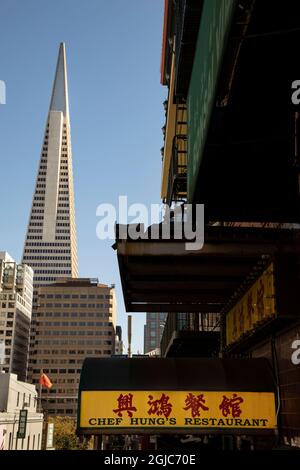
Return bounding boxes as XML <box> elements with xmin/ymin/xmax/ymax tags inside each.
<box><xmin>22</xmin><ymin>42</ymin><xmax>78</xmax><ymax>289</ymax></box>
<box><xmin>145</xmin><ymin>348</ymin><xmax>161</xmax><ymax>357</ymax></box>
<box><xmin>0</xmin><ymin>373</ymin><xmax>43</xmax><ymax>450</ymax></box>
<box><xmin>0</xmin><ymin>252</ymin><xmax>33</xmax><ymax>381</ymax></box>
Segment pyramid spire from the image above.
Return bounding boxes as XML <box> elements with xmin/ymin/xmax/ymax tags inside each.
<box><xmin>22</xmin><ymin>41</ymin><xmax>78</xmax><ymax>287</ymax></box>
<box><xmin>49</xmin><ymin>42</ymin><xmax>69</xmax><ymax>117</ymax></box>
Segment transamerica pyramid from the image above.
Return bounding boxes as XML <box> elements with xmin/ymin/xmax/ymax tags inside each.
<box><xmin>22</xmin><ymin>43</ymin><xmax>78</xmax><ymax>291</ymax></box>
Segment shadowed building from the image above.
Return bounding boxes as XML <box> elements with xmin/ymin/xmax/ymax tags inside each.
<box><xmin>144</xmin><ymin>312</ymin><xmax>167</xmax><ymax>354</ymax></box>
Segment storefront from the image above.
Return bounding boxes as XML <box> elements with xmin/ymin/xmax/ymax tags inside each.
<box><xmin>77</xmin><ymin>357</ymin><xmax>277</xmax><ymax>449</ymax></box>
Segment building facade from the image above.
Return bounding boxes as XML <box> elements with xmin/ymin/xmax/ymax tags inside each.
<box><xmin>115</xmin><ymin>0</ymin><xmax>300</xmax><ymax>449</ymax></box>
<box><xmin>22</xmin><ymin>42</ymin><xmax>78</xmax><ymax>290</ymax></box>
<box><xmin>144</xmin><ymin>312</ymin><xmax>167</xmax><ymax>354</ymax></box>
<box><xmin>0</xmin><ymin>252</ymin><xmax>33</xmax><ymax>381</ymax></box>
<box><xmin>115</xmin><ymin>325</ymin><xmax>123</xmax><ymax>355</ymax></box>
<box><xmin>0</xmin><ymin>373</ymin><xmax>43</xmax><ymax>450</ymax></box>
<box><xmin>27</xmin><ymin>278</ymin><xmax>116</xmax><ymax>417</ymax></box>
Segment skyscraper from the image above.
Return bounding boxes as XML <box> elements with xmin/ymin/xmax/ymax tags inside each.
<box><xmin>144</xmin><ymin>312</ymin><xmax>167</xmax><ymax>354</ymax></box>
<box><xmin>22</xmin><ymin>43</ymin><xmax>78</xmax><ymax>290</ymax></box>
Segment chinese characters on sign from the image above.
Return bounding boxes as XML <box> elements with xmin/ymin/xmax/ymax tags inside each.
<box><xmin>17</xmin><ymin>409</ymin><xmax>28</xmax><ymax>439</ymax></box>
<box><xmin>113</xmin><ymin>393</ymin><xmax>137</xmax><ymax>417</ymax></box>
<box><xmin>219</xmin><ymin>394</ymin><xmax>243</xmax><ymax>418</ymax></box>
<box><xmin>147</xmin><ymin>393</ymin><xmax>173</xmax><ymax>418</ymax></box>
<box><xmin>226</xmin><ymin>263</ymin><xmax>276</xmax><ymax>346</ymax></box>
<box><xmin>80</xmin><ymin>391</ymin><xmax>276</xmax><ymax>430</ymax></box>
<box><xmin>183</xmin><ymin>393</ymin><xmax>209</xmax><ymax>418</ymax></box>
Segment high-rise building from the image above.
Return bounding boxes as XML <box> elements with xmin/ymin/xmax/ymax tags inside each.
<box><xmin>28</xmin><ymin>278</ymin><xmax>116</xmax><ymax>417</ymax></box>
<box><xmin>22</xmin><ymin>43</ymin><xmax>78</xmax><ymax>290</ymax></box>
<box><xmin>143</xmin><ymin>312</ymin><xmax>167</xmax><ymax>354</ymax></box>
<box><xmin>0</xmin><ymin>252</ymin><xmax>33</xmax><ymax>381</ymax></box>
<box><xmin>115</xmin><ymin>325</ymin><xmax>123</xmax><ymax>355</ymax></box>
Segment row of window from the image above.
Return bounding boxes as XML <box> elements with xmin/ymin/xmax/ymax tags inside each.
<box><xmin>33</xmin><ymin>369</ymin><xmax>80</xmax><ymax>374</ymax></box>
<box><xmin>28</xmin><ymin>263</ymin><xmax>71</xmax><ymax>267</ymax></box>
<box><xmin>24</xmin><ymin>249</ymin><xmax>70</xmax><ymax>254</ymax></box>
<box><xmin>39</xmin><ymin>303</ymin><xmax>112</xmax><ymax>308</ymax></box>
<box><xmin>1</xmin><ymin>302</ymin><xmax>15</xmax><ymax>308</ymax></box>
<box><xmin>47</xmin><ymin>410</ymin><xmax>75</xmax><ymax>415</ymax></box>
<box><xmin>33</xmin><ymin>359</ymin><xmax>83</xmax><ymax>366</ymax></box>
<box><xmin>7</xmin><ymin>432</ymin><xmax>41</xmax><ymax>450</ymax></box>
<box><xmin>40</xmin><ymin>303</ymin><xmax>113</xmax><ymax>317</ymax></box>
<box><xmin>38</xmin><ymin>321</ymin><xmax>111</xmax><ymax>326</ymax></box>
<box><xmin>0</xmin><ymin>294</ymin><xmax>15</xmax><ymax>300</ymax></box>
<box><xmin>36</xmin><ymin>331</ymin><xmax>112</xmax><ymax>337</ymax></box>
<box><xmin>33</xmin><ymin>270</ymin><xmax>71</xmax><ymax>274</ymax></box>
<box><xmin>33</xmin><ymin>349</ymin><xmax>104</xmax><ymax>355</ymax></box>
<box><xmin>36</xmin><ymin>312</ymin><xmax>109</xmax><ymax>319</ymax></box>
<box><xmin>23</xmin><ymin>256</ymin><xmax>71</xmax><ymax>260</ymax></box>
<box><xmin>25</xmin><ymin>242</ymin><xmax>71</xmax><ymax>246</ymax></box>
<box><xmin>35</xmin><ymin>340</ymin><xmax>111</xmax><ymax>347</ymax></box>
<box><xmin>40</xmin><ymin>294</ymin><xmax>112</xmax><ymax>299</ymax></box>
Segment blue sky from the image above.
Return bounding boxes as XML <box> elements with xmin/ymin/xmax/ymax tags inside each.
<box><xmin>0</xmin><ymin>0</ymin><xmax>166</xmax><ymax>353</ymax></box>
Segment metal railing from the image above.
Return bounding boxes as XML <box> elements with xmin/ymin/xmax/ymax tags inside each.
<box><xmin>166</xmin><ymin>134</ymin><xmax>187</xmax><ymax>204</ymax></box>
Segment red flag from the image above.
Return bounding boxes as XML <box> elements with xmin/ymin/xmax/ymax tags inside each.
<box><xmin>39</xmin><ymin>370</ymin><xmax>52</xmax><ymax>389</ymax></box>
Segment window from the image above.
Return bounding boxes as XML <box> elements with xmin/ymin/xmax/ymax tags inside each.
<box><xmin>17</xmin><ymin>392</ymin><xmax>20</xmax><ymax>407</ymax></box>
<box><xmin>32</xmin><ymin>434</ymin><xmax>35</xmax><ymax>450</ymax></box>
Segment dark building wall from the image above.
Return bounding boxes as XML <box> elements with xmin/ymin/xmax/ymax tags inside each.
<box><xmin>250</xmin><ymin>322</ymin><xmax>300</xmax><ymax>447</ymax></box>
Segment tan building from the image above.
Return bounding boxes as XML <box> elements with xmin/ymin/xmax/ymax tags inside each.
<box><xmin>27</xmin><ymin>278</ymin><xmax>116</xmax><ymax>417</ymax></box>
<box><xmin>0</xmin><ymin>252</ymin><xmax>33</xmax><ymax>382</ymax></box>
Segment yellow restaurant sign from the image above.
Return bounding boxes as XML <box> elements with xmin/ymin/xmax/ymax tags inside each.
<box><xmin>226</xmin><ymin>263</ymin><xmax>276</xmax><ymax>346</ymax></box>
<box><xmin>79</xmin><ymin>390</ymin><xmax>276</xmax><ymax>430</ymax></box>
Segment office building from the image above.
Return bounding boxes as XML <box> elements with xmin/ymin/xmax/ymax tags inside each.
<box><xmin>144</xmin><ymin>312</ymin><xmax>166</xmax><ymax>354</ymax></box>
<box><xmin>28</xmin><ymin>278</ymin><xmax>116</xmax><ymax>417</ymax></box>
<box><xmin>115</xmin><ymin>325</ymin><xmax>123</xmax><ymax>355</ymax></box>
<box><xmin>0</xmin><ymin>252</ymin><xmax>33</xmax><ymax>381</ymax></box>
